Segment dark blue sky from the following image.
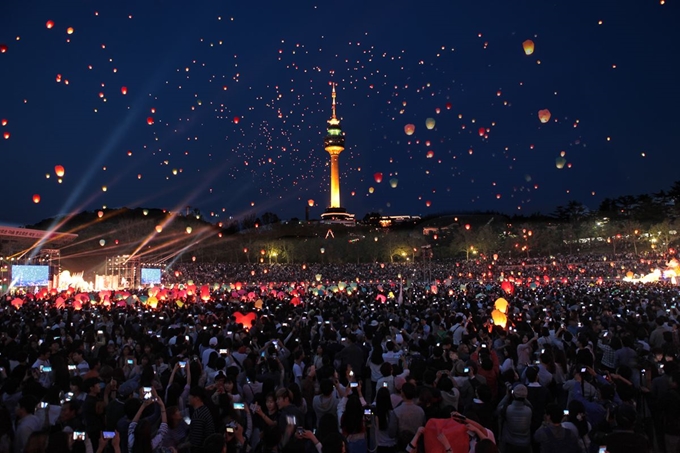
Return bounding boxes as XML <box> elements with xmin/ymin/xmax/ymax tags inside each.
<box><xmin>1</xmin><ymin>1</ymin><xmax>678</xmax><ymax>226</ymax></box>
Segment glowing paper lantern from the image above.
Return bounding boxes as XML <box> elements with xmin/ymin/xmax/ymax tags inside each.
<box><xmin>66</xmin><ymin>27</ymin><xmax>74</xmax><ymax>35</ymax></box>
<box><xmin>99</xmin><ymin>239</ymin><xmax>105</xmax><ymax>246</ymax></box>
<box><xmin>445</xmin><ymin>102</ymin><xmax>452</xmax><ymax>110</ymax></box>
<box><xmin>46</xmin><ymin>20</ymin><xmax>54</xmax><ymax>29</ymax></box>
<box><xmin>234</xmin><ymin>312</ymin><xmax>256</xmax><ymax>329</ymax></box>
<box><xmin>538</xmin><ymin>109</ymin><xmax>551</xmax><ymax>123</ymax></box>
<box><xmin>0</xmin><ymin>44</ymin><xmax>8</xmax><ymax>53</ymax></box>
<box><xmin>233</xmin><ymin>116</ymin><xmax>240</xmax><ymax>124</ymax></box>
<box><xmin>308</xmin><ymin>199</ymin><xmax>314</xmax><ymax>207</ymax></box>
<box><xmin>494</xmin><ymin>297</ymin><xmax>509</xmax><ymax>313</ymax></box>
<box><xmin>11</xmin><ymin>298</ymin><xmax>23</xmax><ymax>309</ymax></box>
<box><xmin>491</xmin><ymin>309</ymin><xmax>508</xmax><ymax>328</ymax></box>
<box><xmin>148</xmin><ymin>296</ymin><xmax>158</xmax><ymax>309</ymax></box>
<box><xmin>426</xmin><ymin>150</ymin><xmax>434</xmax><ymax>158</ymax></box>
<box><xmin>97</xmin><ymin>210</ymin><xmax>104</xmax><ymax>218</ymax></box>
<box><xmin>404</xmin><ymin>124</ymin><xmax>415</xmax><ymax>135</ymax></box>
<box><xmin>368</xmin><ymin>187</ymin><xmax>374</xmax><ymax>194</ymax></box>
<box><xmin>425</xmin><ymin>118</ymin><xmax>436</xmax><ymax>130</ymax></box>
<box><xmin>478</xmin><ymin>127</ymin><xmax>486</xmax><ymax>137</ymax></box>
<box><xmin>3</xmin><ymin>132</ymin><xmax>10</xmax><ymax>140</ymax></box>
<box><xmin>425</xmin><ymin>200</ymin><xmax>432</xmax><ymax>207</ymax></box>
<box><xmin>155</xmin><ymin>225</ymin><xmax>162</xmax><ymax>233</ymax></box>
<box><xmin>1</xmin><ymin>119</ymin><xmax>6</xmax><ymax>126</ymax></box>
<box><xmin>374</xmin><ymin>172</ymin><xmax>383</xmax><ymax>183</ymax></box>
<box><xmin>523</xmin><ymin>39</ymin><xmax>535</xmax><ymax>55</ymax></box>
<box><xmin>185</xmin><ymin>226</ymin><xmax>192</xmax><ymax>234</ymax></box>
<box><xmin>389</xmin><ymin>178</ymin><xmax>398</xmax><ymax>188</ymax></box>
<box><xmin>200</xmin><ymin>285</ymin><xmax>210</xmax><ymax>301</ymax></box>
<box><xmin>32</xmin><ymin>194</ymin><xmax>41</xmax><ymax>204</ymax></box>
<box><xmin>500</xmin><ymin>281</ymin><xmax>514</xmax><ymax>295</ymax></box>
<box><xmin>147</xmin><ymin>117</ymin><xmax>154</xmax><ymax>125</ymax></box>
<box><xmin>121</xmin><ymin>86</ymin><xmax>128</xmax><ymax>95</ymax></box>
<box><xmin>555</xmin><ymin>157</ymin><xmax>566</xmax><ymax>169</ymax></box>
<box><xmin>54</xmin><ymin>165</ymin><xmax>65</xmax><ymax>177</ymax></box>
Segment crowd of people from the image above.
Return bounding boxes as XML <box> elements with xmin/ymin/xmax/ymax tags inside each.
<box><xmin>1</xmin><ymin>252</ymin><xmax>679</xmax><ymax>453</ymax></box>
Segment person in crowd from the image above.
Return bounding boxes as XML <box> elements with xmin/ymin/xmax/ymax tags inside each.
<box><xmin>128</xmin><ymin>388</ymin><xmax>169</xmax><ymax>452</ymax></box>
<box><xmin>373</xmin><ymin>386</ymin><xmax>398</xmax><ymax>452</ymax></box>
<box><xmin>533</xmin><ymin>403</ymin><xmax>580</xmax><ymax>453</ymax></box>
<box><xmin>188</xmin><ymin>386</ymin><xmax>216</xmax><ymax>450</ymax></box>
<box><xmin>13</xmin><ymin>395</ymin><xmax>41</xmax><ymax>453</ymax></box>
<box><xmin>496</xmin><ymin>384</ymin><xmax>532</xmax><ymax>453</ymax></box>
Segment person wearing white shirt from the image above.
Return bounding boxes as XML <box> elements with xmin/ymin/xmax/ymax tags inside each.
<box><xmin>382</xmin><ymin>341</ymin><xmax>403</xmax><ymax>365</ymax></box>
<box><xmin>14</xmin><ymin>395</ymin><xmax>42</xmax><ymax>453</ymax></box>
<box><xmin>201</xmin><ymin>337</ymin><xmax>218</xmax><ymax>365</ymax></box>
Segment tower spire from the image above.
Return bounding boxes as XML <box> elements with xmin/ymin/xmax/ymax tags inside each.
<box><xmin>331</xmin><ymin>82</ymin><xmax>337</xmax><ymax>120</ymax></box>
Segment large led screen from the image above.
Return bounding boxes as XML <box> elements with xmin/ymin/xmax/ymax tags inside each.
<box><xmin>141</xmin><ymin>268</ymin><xmax>161</xmax><ymax>285</ymax></box>
<box><xmin>11</xmin><ymin>265</ymin><xmax>50</xmax><ymax>287</ymax></box>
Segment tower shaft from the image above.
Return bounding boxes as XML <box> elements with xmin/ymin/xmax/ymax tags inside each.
<box><xmin>330</xmin><ymin>154</ymin><xmax>340</xmax><ymax>208</ymax></box>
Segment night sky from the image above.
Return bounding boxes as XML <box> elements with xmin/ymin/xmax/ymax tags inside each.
<box><xmin>1</xmin><ymin>1</ymin><xmax>678</xmax><ymax>226</ymax></box>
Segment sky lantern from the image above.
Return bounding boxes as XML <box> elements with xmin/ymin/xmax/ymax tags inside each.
<box><xmin>0</xmin><ymin>44</ymin><xmax>7</xmax><ymax>53</ymax></box>
<box><xmin>99</xmin><ymin>239</ymin><xmax>106</xmax><ymax>246</ymax></box>
<box><xmin>54</xmin><ymin>165</ymin><xmax>65</xmax><ymax>177</ymax></box>
<box><xmin>66</xmin><ymin>27</ymin><xmax>74</xmax><ymax>35</ymax></box>
<box><xmin>307</xmin><ymin>199</ymin><xmax>314</xmax><ymax>207</ymax></box>
<box><xmin>233</xmin><ymin>312</ymin><xmax>256</xmax><ymax>329</ymax></box>
<box><xmin>374</xmin><ymin>172</ymin><xmax>383</xmax><ymax>183</ymax></box>
<box><xmin>435</xmin><ymin>107</ymin><xmax>441</xmax><ymax>114</ymax></box>
<box><xmin>389</xmin><ymin>178</ymin><xmax>398</xmax><ymax>188</ymax></box>
<box><xmin>233</xmin><ymin>116</ymin><xmax>240</xmax><ymax>124</ymax></box>
<box><xmin>121</xmin><ymin>86</ymin><xmax>128</xmax><ymax>95</ymax></box>
<box><xmin>500</xmin><ymin>281</ymin><xmax>514</xmax><ymax>295</ymax></box>
<box><xmin>32</xmin><ymin>194</ymin><xmax>41</xmax><ymax>203</ymax></box>
<box><xmin>368</xmin><ymin>186</ymin><xmax>375</xmax><ymax>194</ymax></box>
<box><xmin>185</xmin><ymin>226</ymin><xmax>192</xmax><ymax>234</ymax></box>
<box><xmin>404</xmin><ymin>123</ymin><xmax>415</xmax><ymax>135</ymax></box>
<box><xmin>3</xmin><ymin>132</ymin><xmax>9</xmax><ymax>140</ymax></box>
<box><xmin>200</xmin><ymin>285</ymin><xmax>211</xmax><ymax>301</ymax></box>
<box><xmin>491</xmin><ymin>309</ymin><xmax>508</xmax><ymax>328</ymax></box>
<box><xmin>46</xmin><ymin>20</ymin><xmax>54</xmax><ymax>29</ymax></box>
<box><xmin>147</xmin><ymin>117</ymin><xmax>154</xmax><ymax>125</ymax></box>
<box><xmin>538</xmin><ymin>109</ymin><xmax>551</xmax><ymax>123</ymax></box>
<box><xmin>494</xmin><ymin>297</ymin><xmax>509</xmax><ymax>313</ymax></box>
<box><xmin>425</xmin><ymin>118</ymin><xmax>436</xmax><ymax>130</ymax></box>
<box><xmin>426</xmin><ymin>150</ymin><xmax>434</xmax><ymax>158</ymax></box>
<box><xmin>523</xmin><ymin>39</ymin><xmax>535</xmax><ymax>55</ymax></box>
<box><xmin>426</xmin><ymin>200</ymin><xmax>432</xmax><ymax>207</ymax></box>
<box><xmin>155</xmin><ymin>225</ymin><xmax>163</xmax><ymax>233</ymax></box>
<box><xmin>1</xmin><ymin>119</ymin><xmax>6</xmax><ymax>126</ymax></box>
<box><xmin>556</xmin><ymin>157</ymin><xmax>566</xmax><ymax>169</ymax></box>
<box><xmin>98</xmin><ymin>210</ymin><xmax>104</xmax><ymax>218</ymax></box>
<box><xmin>445</xmin><ymin>102</ymin><xmax>452</xmax><ymax>110</ymax></box>
<box><xmin>478</xmin><ymin>127</ymin><xmax>486</xmax><ymax>137</ymax></box>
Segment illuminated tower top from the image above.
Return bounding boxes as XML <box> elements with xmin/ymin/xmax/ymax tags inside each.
<box><xmin>324</xmin><ymin>83</ymin><xmax>345</xmax><ymax>155</ymax></box>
